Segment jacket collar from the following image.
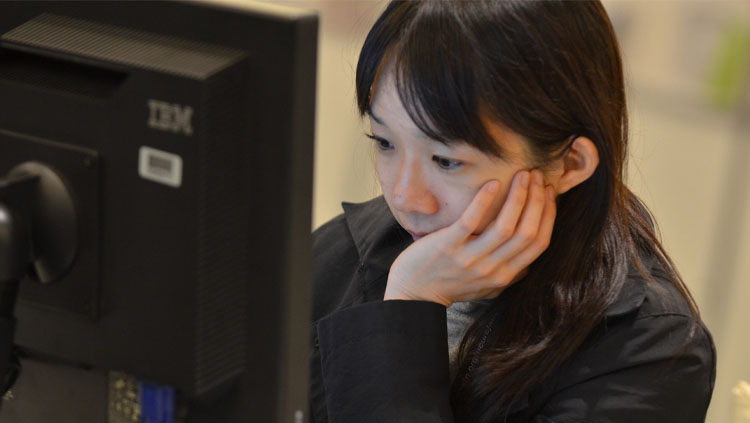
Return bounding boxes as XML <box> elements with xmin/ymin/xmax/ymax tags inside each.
<box><xmin>342</xmin><ymin>196</ymin><xmax>403</xmax><ymax>261</ymax></box>
<box><xmin>606</xmin><ymin>258</ymin><xmax>650</xmax><ymax>317</ymax></box>
<box><xmin>342</xmin><ymin>197</ymin><xmax>412</xmax><ymax>299</ymax></box>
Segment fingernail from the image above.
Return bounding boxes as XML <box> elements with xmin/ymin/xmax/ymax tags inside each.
<box><xmin>487</xmin><ymin>180</ymin><xmax>499</xmax><ymax>193</ymax></box>
<box><xmin>533</xmin><ymin>170</ymin><xmax>543</xmax><ymax>186</ymax></box>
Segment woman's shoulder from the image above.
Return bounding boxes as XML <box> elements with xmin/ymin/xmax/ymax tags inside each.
<box><xmin>625</xmin><ymin>257</ymin><xmax>715</xmax><ymax>379</ymax></box>
<box><xmin>601</xmin><ymin>262</ymin><xmax>687</xmax><ymax>322</ymax></box>
<box><xmin>601</xmin><ymin>254</ymin><xmax>713</xmax><ymax>361</ymax></box>
<box><xmin>312</xmin><ymin>196</ymin><xmax>399</xmax><ymax>275</ymax></box>
<box><xmin>535</xmin><ymin>258</ymin><xmax>716</xmax><ymax>420</ymax></box>
<box><xmin>312</xmin><ymin>196</ymin><xmax>393</xmax><ymax>255</ymax></box>
<box><xmin>605</xmin><ymin>256</ymin><xmax>713</xmax><ymax>373</ymax></box>
<box><xmin>517</xmin><ymin>258</ymin><xmax>716</xmax><ymax>421</ymax></box>
<box><xmin>310</xmin><ymin>204</ymin><xmax>362</xmax><ymax>323</ymax></box>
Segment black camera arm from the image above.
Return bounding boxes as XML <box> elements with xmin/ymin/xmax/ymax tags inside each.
<box><xmin>0</xmin><ymin>173</ymin><xmax>39</xmax><ymax>400</ymax></box>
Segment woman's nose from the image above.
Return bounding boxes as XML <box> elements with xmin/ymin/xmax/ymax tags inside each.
<box><xmin>391</xmin><ymin>161</ymin><xmax>439</xmax><ymax>215</ymax></box>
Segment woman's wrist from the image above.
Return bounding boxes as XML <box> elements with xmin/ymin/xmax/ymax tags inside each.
<box><xmin>383</xmin><ymin>285</ymin><xmax>450</xmax><ymax>307</ymax></box>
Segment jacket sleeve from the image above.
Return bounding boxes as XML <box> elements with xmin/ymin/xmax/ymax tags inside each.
<box><xmin>316</xmin><ymin>300</ymin><xmax>454</xmax><ymax>423</ymax></box>
<box><xmin>529</xmin><ymin>314</ymin><xmax>716</xmax><ymax>423</ymax></box>
<box><xmin>315</xmin><ymin>302</ymin><xmax>716</xmax><ymax>423</ymax></box>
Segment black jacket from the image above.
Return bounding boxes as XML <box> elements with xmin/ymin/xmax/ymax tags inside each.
<box><xmin>309</xmin><ymin>197</ymin><xmax>716</xmax><ymax>423</ymax></box>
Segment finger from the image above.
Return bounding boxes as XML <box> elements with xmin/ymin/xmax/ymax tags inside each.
<box><xmin>447</xmin><ymin>179</ymin><xmax>500</xmax><ymax>242</ymax></box>
<box><xmin>487</xmin><ymin>184</ymin><xmax>556</xmax><ymax>283</ymax></box>
<box><xmin>466</xmin><ymin>170</ymin><xmax>530</xmax><ymax>256</ymax></box>
<box><xmin>505</xmin><ymin>184</ymin><xmax>557</xmax><ymax>271</ymax></box>
<box><xmin>485</xmin><ymin>171</ymin><xmax>548</xmax><ymax>262</ymax></box>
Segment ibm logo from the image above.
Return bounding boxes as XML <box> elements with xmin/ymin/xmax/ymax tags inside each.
<box><xmin>147</xmin><ymin>99</ymin><xmax>194</xmax><ymax>136</ymax></box>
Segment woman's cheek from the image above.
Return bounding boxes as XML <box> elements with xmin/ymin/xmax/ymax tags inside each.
<box><xmin>374</xmin><ymin>157</ymin><xmax>390</xmax><ymax>194</ymax></box>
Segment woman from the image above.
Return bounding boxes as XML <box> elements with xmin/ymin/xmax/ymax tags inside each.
<box><xmin>309</xmin><ymin>1</ymin><xmax>716</xmax><ymax>422</ymax></box>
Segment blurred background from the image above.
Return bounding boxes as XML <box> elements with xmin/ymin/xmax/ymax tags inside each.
<box><xmin>258</xmin><ymin>0</ymin><xmax>748</xmax><ymax>421</ymax></box>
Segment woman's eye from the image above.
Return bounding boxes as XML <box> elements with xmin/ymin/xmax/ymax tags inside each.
<box><xmin>365</xmin><ymin>134</ymin><xmax>393</xmax><ymax>151</ymax></box>
<box><xmin>432</xmin><ymin>155</ymin><xmax>463</xmax><ymax>170</ymax></box>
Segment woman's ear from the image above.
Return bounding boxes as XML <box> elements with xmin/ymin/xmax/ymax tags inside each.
<box><xmin>554</xmin><ymin>136</ymin><xmax>599</xmax><ymax>194</ymax></box>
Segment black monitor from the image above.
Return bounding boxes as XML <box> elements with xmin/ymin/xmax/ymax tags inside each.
<box><xmin>0</xmin><ymin>1</ymin><xmax>316</xmax><ymax>422</ymax></box>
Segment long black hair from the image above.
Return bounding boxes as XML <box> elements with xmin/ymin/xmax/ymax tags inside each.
<box><xmin>356</xmin><ymin>1</ymin><xmax>699</xmax><ymax>421</ymax></box>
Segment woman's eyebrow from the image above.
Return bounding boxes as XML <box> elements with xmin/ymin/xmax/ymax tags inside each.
<box><xmin>367</xmin><ymin>109</ymin><xmax>385</xmax><ymax>126</ymax></box>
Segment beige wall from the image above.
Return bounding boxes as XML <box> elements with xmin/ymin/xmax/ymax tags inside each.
<box><xmin>252</xmin><ymin>1</ymin><xmax>748</xmax><ymax>421</ymax></box>
<box><xmin>606</xmin><ymin>2</ymin><xmax>749</xmax><ymax>422</ymax></box>
<box><xmin>304</xmin><ymin>1</ymin><xmax>385</xmax><ymax>226</ymax></box>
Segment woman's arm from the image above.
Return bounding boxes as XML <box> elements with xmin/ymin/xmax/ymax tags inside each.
<box><xmin>317</xmin><ymin>300</ymin><xmax>453</xmax><ymax>423</ymax></box>
<box><xmin>316</xmin><ymin>297</ymin><xmax>716</xmax><ymax>423</ymax></box>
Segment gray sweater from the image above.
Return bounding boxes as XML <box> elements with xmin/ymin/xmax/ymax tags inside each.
<box><xmin>446</xmin><ymin>299</ymin><xmax>493</xmax><ymax>381</ymax></box>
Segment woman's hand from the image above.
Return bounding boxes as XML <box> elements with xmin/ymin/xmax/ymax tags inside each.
<box><xmin>383</xmin><ymin>169</ymin><xmax>556</xmax><ymax>307</ymax></box>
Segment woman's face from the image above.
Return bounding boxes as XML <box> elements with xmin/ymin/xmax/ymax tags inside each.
<box><xmin>369</xmin><ymin>71</ymin><xmax>536</xmax><ymax>240</ymax></box>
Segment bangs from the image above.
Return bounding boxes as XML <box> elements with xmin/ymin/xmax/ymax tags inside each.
<box><xmin>356</xmin><ymin>1</ymin><xmax>505</xmax><ymax>158</ymax></box>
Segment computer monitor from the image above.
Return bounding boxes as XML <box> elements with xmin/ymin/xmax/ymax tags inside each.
<box><xmin>0</xmin><ymin>1</ymin><xmax>316</xmax><ymax>422</ymax></box>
